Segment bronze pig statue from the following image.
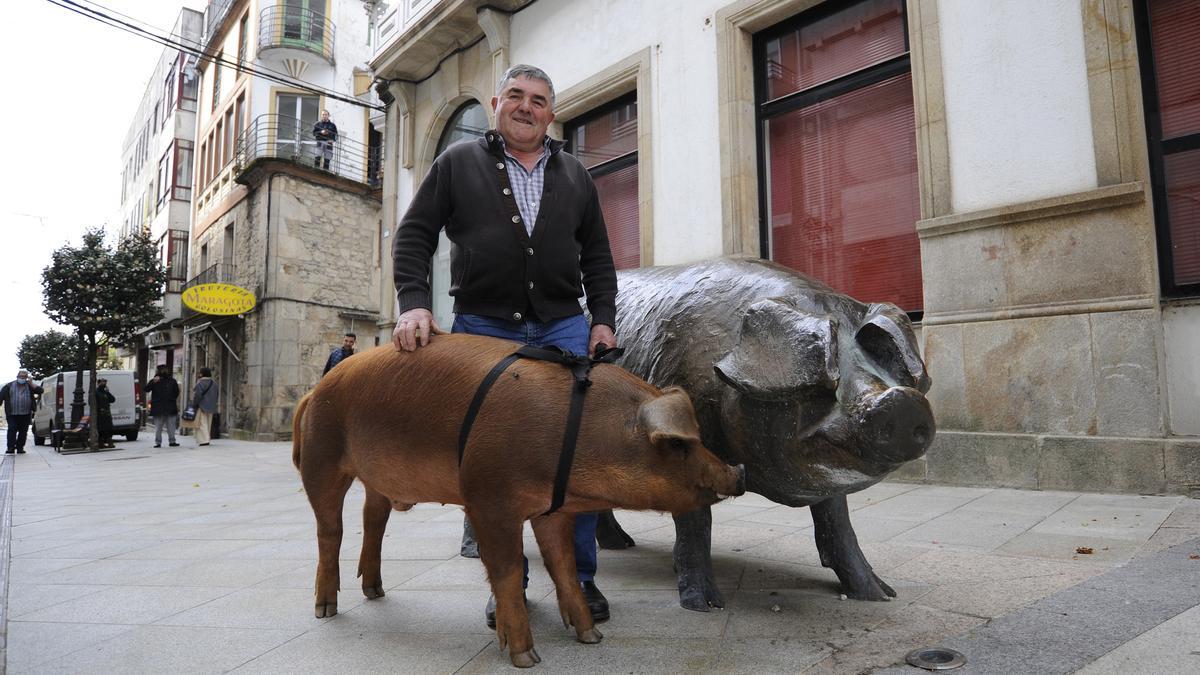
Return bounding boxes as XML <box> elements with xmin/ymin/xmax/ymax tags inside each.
<box><xmin>604</xmin><ymin>257</ymin><xmax>935</xmax><ymax>610</ymax></box>
<box><xmin>293</xmin><ymin>334</ymin><xmax>745</xmax><ymax>667</ymax></box>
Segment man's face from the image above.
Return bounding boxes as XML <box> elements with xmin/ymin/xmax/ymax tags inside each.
<box><xmin>342</xmin><ymin>336</ymin><xmax>356</xmax><ymax>350</ymax></box>
<box><xmin>321</xmin><ymin>111</ymin><xmax>330</xmax><ymax>122</ymax></box>
<box><xmin>17</xmin><ymin>370</ymin><xmax>28</xmax><ymax>382</ymax></box>
<box><xmin>492</xmin><ymin>75</ymin><xmax>555</xmax><ymax>152</ymax></box>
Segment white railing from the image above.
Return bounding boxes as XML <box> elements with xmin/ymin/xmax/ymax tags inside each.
<box><xmin>373</xmin><ymin>0</ymin><xmax>443</xmax><ymax>56</ymax></box>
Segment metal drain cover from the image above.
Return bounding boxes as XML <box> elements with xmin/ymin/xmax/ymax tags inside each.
<box><xmin>905</xmin><ymin>647</ymin><xmax>966</xmax><ymax>670</ymax></box>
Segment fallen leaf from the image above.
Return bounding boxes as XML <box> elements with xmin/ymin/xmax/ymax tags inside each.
<box><xmin>770</xmin><ymin>604</ymin><xmax>781</xmax><ymax>613</ymax></box>
<box><xmin>1188</xmin><ymin>554</ymin><xmax>1199</xmax><ymax>560</ymax></box>
<box><xmin>1076</xmin><ymin>546</ymin><xmax>1094</xmax><ymax>555</ymax></box>
<box><xmin>193</xmin><ymin>483</ymin><xmax>200</xmax><ymax>488</ymax></box>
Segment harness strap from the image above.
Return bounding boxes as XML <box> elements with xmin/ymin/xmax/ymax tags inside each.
<box><xmin>457</xmin><ymin>353</ymin><xmax>522</xmax><ymax>466</ymax></box>
<box><xmin>457</xmin><ymin>344</ymin><xmax>625</xmax><ymax>515</ymax></box>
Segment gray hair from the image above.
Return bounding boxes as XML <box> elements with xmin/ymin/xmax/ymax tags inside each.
<box><xmin>497</xmin><ymin>64</ymin><xmax>556</xmax><ymax>108</ymax></box>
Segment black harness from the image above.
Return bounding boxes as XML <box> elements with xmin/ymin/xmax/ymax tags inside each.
<box><xmin>457</xmin><ymin>344</ymin><xmax>624</xmax><ymax>515</ymax></box>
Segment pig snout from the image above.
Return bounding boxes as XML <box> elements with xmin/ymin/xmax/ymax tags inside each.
<box><xmin>859</xmin><ymin>386</ymin><xmax>935</xmax><ymax>464</ymax></box>
<box><xmin>721</xmin><ymin>463</ymin><xmax>747</xmax><ymax>498</ymax></box>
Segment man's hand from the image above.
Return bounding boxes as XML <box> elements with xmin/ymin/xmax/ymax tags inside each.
<box><xmin>589</xmin><ymin>324</ymin><xmax>617</xmax><ymax>357</ymax></box>
<box><xmin>392</xmin><ymin>308</ymin><xmax>447</xmax><ymax>351</ymax></box>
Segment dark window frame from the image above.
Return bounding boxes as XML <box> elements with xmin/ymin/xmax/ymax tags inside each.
<box><xmin>564</xmin><ymin>92</ymin><xmax>639</xmax><ymax>179</ymax></box>
<box><xmin>752</xmin><ymin>0</ymin><xmax>918</xmax><ymax>318</ymax></box>
<box><xmin>1133</xmin><ymin>0</ymin><xmax>1200</xmax><ymax>298</ymax></box>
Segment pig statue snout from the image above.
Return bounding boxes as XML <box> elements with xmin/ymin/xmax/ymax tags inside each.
<box><xmin>859</xmin><ymin>386</ymin><xmax>935</xmax><ymax>464</ymax></box>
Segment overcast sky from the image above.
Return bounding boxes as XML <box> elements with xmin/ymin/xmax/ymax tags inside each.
<box><xmin>0</xmin><ymin>0</ymin><xmax>204</xmax><ymax>379</ymax></box>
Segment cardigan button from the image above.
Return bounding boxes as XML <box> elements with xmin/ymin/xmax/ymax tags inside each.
<box><xmin>512</xmin><ymin>215</ymin><xmax>521</xmax><ymax>223</ymax></box>
<box><xmin>513</xmin><ymin>312</ymin><xmax>523</xmax><ymax>321</ymax></box>
<box><xmin>526</xmin><ymin>247</ymin><xmax>534</xmax><ymax>256</ymax></box>
<box><xmin>496</xmin><ymin>162</ymin><xmax>505</xmax><ymax>170</ymax></box>
<box><xmin>502</xmin><ymin>188</ymin><xmax>512</xmax><ymax>195</ymax></box>
<box><xmin>527</xmin><ymin>281</ymin><xmax>534</xmax><ymax>290</ymax></box>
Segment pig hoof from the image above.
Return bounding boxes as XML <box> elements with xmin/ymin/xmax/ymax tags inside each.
<box><xmin>576</xmin><ymin>627</ymin><xmax>603</xmax><ymax>644</ymax></box>
<box><xmin>315</xmin><ymin>603</ymin><xmax>338</xmax><ymax>618</ymax></box>
<box><xmin>363</xmin><ymin>583</ymin><xmax>385</xmax><ymax>599</ymax></box>
<box><xmin>510</xmin><ymin>648</ymin><xmax>541</xmax><ymax>668</ymax></box>
<box><xmin>678</xmin><ymin>581</ymin><xmax>724</xmax><ymax>612</ymax></box>
<box><xmin>843</xmin><ymin>572</ymin><xmax>896</xmax><ymax>601</ymax></box>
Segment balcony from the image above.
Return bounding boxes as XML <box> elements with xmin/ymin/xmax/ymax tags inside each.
<box><xmin>235</xmin><ymin>114</ymin><xmax>382</xmax><ymax>188</ymax></box>
<box><xmin>205</xmin><ymin>0</ymin><xmax>236</xmax><ymax>51</ymax></box>
<box><xmin>181</xmin><ymin>262</ymin><xmax>235</xmax><ymax>321</ymax></box>
<box><xmin>258</xmin><ymin>3</ymin><xmax>336</xmax><ymax>64</ymax></box>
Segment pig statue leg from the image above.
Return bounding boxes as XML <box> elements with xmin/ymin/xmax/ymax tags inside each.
<box><xmin>469</xmin><ymin>509</ymin><xmax>540</xmax><ymax>667</ymax></box>
<box><xmin>357</xmin><ymin>487</ymin><xmax>393</xmax><ymax>599</ymax></box>
<box><xmin>673</xmin><ymin>507</ymin><xmax>725</xmax><ymax>611</ymax></box>
<box><xmin>531</xmin><ymin>513</ymin><xmax>603</xmax><ymax>644</ymax></box>
<box><xmin>811</xmin><ymin>495</ymin><xmax>895</xmax><ymax>600</ymax></box>
<box><xmin>302</xmin><ymin>472</ymin><xmax>354</xmax><ymax>618</ymax></box>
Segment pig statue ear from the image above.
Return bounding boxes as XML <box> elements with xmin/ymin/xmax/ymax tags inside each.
<box><xmin>639</xmin><ymin>387</ymin><xmax>702</xmax><ymax>448</ymax></box>
<box><xmin>714</xmin><ymin>299</ymin><xmax>839</xmax><ymax>401</ymax></box>
<box><xmin>855</xmin><ymin>303</ymin><xmax>932</xmax><ymax>393</ymax></box>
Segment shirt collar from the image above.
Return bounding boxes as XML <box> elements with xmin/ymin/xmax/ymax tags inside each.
<box><xmin>485</xmin><ymin>130</ymin><xmax>564</xmax><ymax>157</ymax></box>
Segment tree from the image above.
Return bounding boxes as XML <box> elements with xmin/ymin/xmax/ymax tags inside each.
<box><xmin>42</xmin><ymin>228</ymin><xmax>165</xmax><ymax>450</ymax></box>
<box><xmin>16</xmin><ymin>330</ymin><xmax>80</xmax><ymax>380</ymax></box>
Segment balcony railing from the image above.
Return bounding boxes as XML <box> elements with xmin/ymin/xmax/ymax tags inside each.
<box><xmin>236</xmin><ymin>113</ymin><xmax>383</xmax><ymax>188</ymax></box>
<box><xmin>258</xmin><ymin>4</ymin><xmax>336</xmax><ymax>64</ymax></box>
<box><xmin>181</xmin><ymin>262</ymin><xmax>235</xmax><ymax>320</ymax></box>
<box><xmin>205</xmin><ymin>0</ymin><xmax>236</xmax><ymax>50</ymax></box>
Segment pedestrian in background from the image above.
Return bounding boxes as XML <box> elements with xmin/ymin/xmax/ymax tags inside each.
<box><xmin>191</xmin><ymin>367</ymin><xmax>219</xmax><ymax>447</ymax></box>
<box><xmin>322</xmin><ymin>332</ymin><xmax>356</xmax><ymax>376</ymax></box>
<box><xmin>2</xmin><ymin>369</ymin><xmax>43</xmax><ymax>454</ymax></box>
<box><xmin>95</xmin><ymin>377</ymin><xmax>116</xmax><ymax>449</ymax></box>
<box><xmin>146</xmin><ymin>365</ymin><xmax>180</xmax><ymax>448</ymax></box>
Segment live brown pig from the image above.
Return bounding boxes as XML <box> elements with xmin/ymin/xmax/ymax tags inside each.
<box><xmin>292</xmin><ymin>334</ymin><xmax>745</xmax><ymax>668</ymax></box>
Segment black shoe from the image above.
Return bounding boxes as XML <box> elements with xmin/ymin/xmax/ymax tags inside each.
<box><xmin>16</xmin><ymin>448</ymin><xmax>26</xmax><ymax>454</ymax></box>
<box><xmin>581</xmin><ymin>581</ymin><xmax>609</xmax><ymax>622</ymax></box>
<box><xmin>154</xmin><ymin>444</ymin><xmax>161</xmax><ymax>448</ymax></box>
<box><xmin>485</xmin><ymin>593</ymin><xmax>527</xmax><ymax>629</ymax></box>
<box><xmin>169</xmin><ymin>442</ymin><xmax>180</xmax><ymax>447</ymax></box>
<box><xmin>5</xmin><ymin>449</ymin><xmax>14</xmax><ymax>454</ymax></box>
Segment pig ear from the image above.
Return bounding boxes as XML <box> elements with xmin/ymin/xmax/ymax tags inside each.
<box><xmin>855</xmin><ymin>303</ymin><xmax>932</xmax><ymax>393</ymax></box>
<box><xmin>714</xmin><ymin>299</ymin><xmax>839</xmax><ymax>401</ymax></box>
<box><xmin>639</xmin><ymin>387</ymin><xmax>702</xmax><ymax>447</ymax></box>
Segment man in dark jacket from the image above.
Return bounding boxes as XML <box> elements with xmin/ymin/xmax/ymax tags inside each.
<box><xmin>391</xmin><ymin>64</ymin><xmax>618</xmax><ymax>628</ymax></box>
<box><xmin>2</xmin><ymin>370</ymin><xmax>43</xmax><ymax>454</ymax></box>
<box><xmin>322</xmin><ymin>332</ymin><xmax>356</xmax><ymax>375</ymax></box>
<box><xmin>145</xmin><ymin>365</ymin><xmax>180</xmax><ymax>448</ymax></box>
<box><xmin>95</xmin><ymin>377</ymin><xmax>117</xmax><ymax>449</ymax></box>
<box><xmin>313</xmin><ymin>110</ymin><xmax>337</xmax><ymax>170</ymax></box>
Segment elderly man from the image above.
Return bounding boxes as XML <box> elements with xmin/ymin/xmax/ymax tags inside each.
<box><xmin>391</xmin><ymin>64</ymin><xmax>618</xmax><ymax>628</ymax></box>
<box><xmin>2</xmin><ymin>370</ymin><xmax>44</xmax><ymax>454</ymax></box>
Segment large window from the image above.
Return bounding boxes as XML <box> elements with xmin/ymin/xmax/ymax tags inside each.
<box><xmin>565</xmin><ymin>95</ymin><xmax>640</xmax><ymax>270</ymax></box>
<box><xmin>275</xmin><ymin>93</ymin><xmax>320</xmax><ymax>156</ymax></box>
<box><xmin>755</xmin><ymin>0</ymin><xmax>921</xmax><ymax>313</ymax></box>
<box><xmin>160</xmin><ymin>230</ymin><xmax>189</xmax><ymax>293</ymax></box>
<box><xmin>436</xmin><ymin>101</ymin><xmax>488</xmax><ymax>155</ymax></box>
<box><xmin>1137</xmin><ymin>0</ymin><xmax>1200</xmax><ymax>296</ymax></box>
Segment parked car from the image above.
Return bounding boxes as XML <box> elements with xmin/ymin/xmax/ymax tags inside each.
<box><xmin>31</xmin><ymin>370</ymin><xmax>143</xmax><ymax>445</ymax></box>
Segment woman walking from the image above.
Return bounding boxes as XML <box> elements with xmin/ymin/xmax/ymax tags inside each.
<box><xmin>191</xmin><ymin>367</ymin><xmax>219</xmax><ymax>446</ymax></box>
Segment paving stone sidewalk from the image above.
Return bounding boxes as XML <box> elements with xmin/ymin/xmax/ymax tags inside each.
<box><xmin>3</xmin><ymin>436</ymin><xmax>1198</xmax><ymax>674</ymax></box>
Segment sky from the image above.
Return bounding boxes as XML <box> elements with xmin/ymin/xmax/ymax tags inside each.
<box><xmin>0</xmin><ymin>0</ymin><xmax>205</xmax><ymax>379</ymax></box>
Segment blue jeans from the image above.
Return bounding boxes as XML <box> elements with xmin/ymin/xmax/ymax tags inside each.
<box><xmin>453</xmin><ymin>313</ymin><xmax>599</xmax><ymax>583</ymax></box>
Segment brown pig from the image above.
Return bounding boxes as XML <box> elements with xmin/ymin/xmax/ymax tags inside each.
<box><xmin>292</xmin><ymin>333</ymin><xmax>745</xmax><ymax>668</ymax></box>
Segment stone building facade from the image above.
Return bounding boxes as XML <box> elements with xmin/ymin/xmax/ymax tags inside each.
<box><xmin>370</xmin><ymin>0</ymin><xmax>1199</xmax><ymax>494</ymax></box>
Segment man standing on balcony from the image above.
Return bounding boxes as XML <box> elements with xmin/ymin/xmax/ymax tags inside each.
<box><xmin>391</xmin><ymin>64</ymin><xmax>619</xmax><ymax>630</ymax></box>
<box><xmin>312</xmin><ymin>110</ymin><xmax>337</xmax><ymax>170</ymax></box>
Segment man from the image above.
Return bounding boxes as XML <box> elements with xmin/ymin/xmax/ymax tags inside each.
<box><xmin>313</xmin><ymin>110</ymin><xmax>338</xmax><ymax>170</ymax></box>
<box><xmin>191</xmin><ymin>367</ymin><xmax>219</xmax><ymax>447</ymax></box>
<box><xmin>95</xmin><ymin>377</ymin><xmax>117</xmax><ymax>449</ymax></box>
<box><xmin>2</xmin><ymin>370</ymin><xmax>43</xmax><ymax>454</ymax></box>
<box><xmin>323</xmin><ymin>332</ymin><xmax>356</xmax><ymax>376</ymax></box>
<box><xmin>145</xmin><ymin>365</ymin><xmax>181</xmax><ymax>448</ymax></box>
<box><xmin>391</xmin><ymin>64</ymin><xmax>618</xmax><ymax>628</ymax></box>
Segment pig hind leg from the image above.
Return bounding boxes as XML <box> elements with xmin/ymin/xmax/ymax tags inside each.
<box><xmin>301</xmin><ymin>468</ymin><xmax>354</xmax><ymax>618</ymax></box>
<box><xmin>358</xmin><ymin>486</ymin><xmax>392</xmax><ymax>599</ymax></box>
<box><xmin>468</xmin><ymin>508</ymin><xmax>540</xmax><ymax>667</ymax></box>
<box><xmin>812</xmin><ymin>496</ymin><xmax>895</xmax><ymax>600</ymax></box>
<box><xmin>531</xmin><ymin>513</ymin><xmax>602</xmax><ymax>644</ymax></box>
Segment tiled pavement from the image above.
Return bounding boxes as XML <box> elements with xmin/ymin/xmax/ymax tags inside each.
<box><xmin>2</xmin><ymin>436</ymin><xmax>1199</xmax><ymax>673</ymax></box>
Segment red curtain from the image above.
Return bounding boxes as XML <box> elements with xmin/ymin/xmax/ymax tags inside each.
<box><xmin>571</xmin><ymin>100</ymin><xmax>640</xmax><ymax>270</ymax></box>
<box><xmin>594</xmin><ymin>165</ymin><xmax>640</xmax><ymax>270</ymax></box>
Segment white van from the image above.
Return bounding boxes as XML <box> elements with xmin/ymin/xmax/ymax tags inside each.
<box><xmin>31</xmin><ymin>369</ymin><xmax>144</xmax><ymax>445</ymax></box>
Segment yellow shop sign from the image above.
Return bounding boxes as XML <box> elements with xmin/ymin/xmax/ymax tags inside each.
<box><xmin>182</xmin><ymin>283</ymin><xmax>257</xmax><ymax>315</ymax></box>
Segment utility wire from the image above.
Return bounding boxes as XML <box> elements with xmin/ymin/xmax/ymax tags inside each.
<box><xmin>75</xmin><ymin>0</ymin><xmax>343</xmax><ymax>102</ymax></box>
<box><xmin>46</xmin><ymin>0</ymin><xmax>384</xmax><ymax>111</ymax></box>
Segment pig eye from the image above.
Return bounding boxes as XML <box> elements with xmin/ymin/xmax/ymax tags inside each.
<box><xmin>667</xmin><ymin>437</ymin><xmax>689</xmax><ymax>455</ymax></box>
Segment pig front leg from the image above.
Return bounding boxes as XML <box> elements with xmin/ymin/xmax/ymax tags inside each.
<box><xmin>811</xmin><ymin>495</ymin><xmax>895</xmax><ymax>600</ymax></box>
<box><xmin>531</xmin><ymin>513</ymin><xmax>602</xmax><ymax>644</ymax></box>
<box><xmin>672</xmin><ymin>507</ymin><xmax>725</xmax><ymax>611</ymax></box>
<box><xmin>469</xmin><ymin>509</ymin><xmax>540</xmax><ymax>668</ymax></box>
